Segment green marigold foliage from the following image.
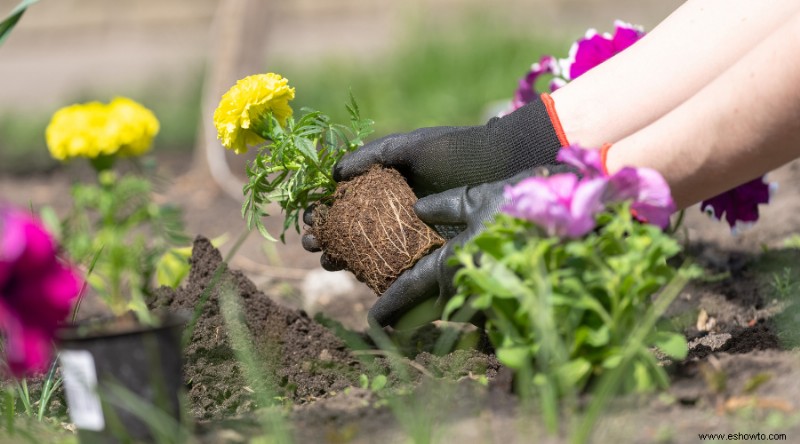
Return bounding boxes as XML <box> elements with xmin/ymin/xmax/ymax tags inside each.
<box><xmin>59</xmin><ymin>171</ymin><xmax>186</xmax><ymax>319</ymax></box>
<box><xmin>242</xmin><ymin>96</ymin><xmax>374</xmax><ymax>241</ymax></box>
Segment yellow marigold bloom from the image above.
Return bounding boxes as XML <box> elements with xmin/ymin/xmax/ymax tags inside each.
<box><xmin>213</xmin><ymin>73</ymin><xmax>295</xmax><ymax>154</ymax></box>
<box><xmin>45</xmin><ymin>98</ymin><xmax>159</xmax><ymax>161</ymax></box>
<box><xmin>108</xmin><ymin>97</ymin><xmax>160</xmax><ymax>157</ymax></box>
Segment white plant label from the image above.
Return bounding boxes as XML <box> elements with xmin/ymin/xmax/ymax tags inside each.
<box><xmin>59</xmin><ymin>350</ymin><xmax>105</xmax><ymax>431</ymax></box>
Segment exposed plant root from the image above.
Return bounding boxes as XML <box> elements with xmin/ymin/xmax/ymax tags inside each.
<box><xmin>312</xmin><ymin>166</ymin><xmax>444</xmax><ymax>294</ymax></box>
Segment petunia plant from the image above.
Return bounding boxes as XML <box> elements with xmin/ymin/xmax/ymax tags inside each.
<box><xmin>213</xmin><ymin>73</ymin><xmax>374</xmax><ymax>241</ymax></box>
<box><xmin>0</xmin><ymin>206</ymin><xmax>82</xmax><ymax>377</ymax></box>
<box><xmin>45</xmin><ymin>98</ymin><xmax>186</xmax><ymax>322</ymax></box>
<box><xmin>445</xmin><ymin>146</ymin><xmax>698</xmax><ymax>407</ymax></box>
<box><xmin>508</xmin><ymin>20</ymin><xmax>772</xmax><ymax>230</ymax></box>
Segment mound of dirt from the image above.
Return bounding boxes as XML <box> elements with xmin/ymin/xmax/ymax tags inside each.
<box><xmin>152</xmin><ymin>236</ymin><xmax>362</xmax><ymax>420</ymax></box>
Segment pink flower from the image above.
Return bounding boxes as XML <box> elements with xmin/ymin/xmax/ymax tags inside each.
<box><xmin>557</xmin><ymin>145</ymin><xmax>676</xmax><ymax>228</ymax></box>
<box><xmin>560</xmin><ymin>21</ymin><xmax>645</xmax><ymax>80</ymax></box>
<box><xmin>700</xmin><ymin>177</ymin><xmax>772</xmax><ymax>230</ymax></box>
<box><xmin>506</xmin><ymin>21</ymin><xmax>644</xmax><ymax>113</ymax></box>
<box><xmin>0</xmin><ymin>207</ymin><xmax>81</xmax><ymax>377</ymax></box>
<box><xmin>502</xmin><ymin>174</ymin><xmax>608</xmax><ymax>238</ymax></box>
<box><xmin>605</xmin><ymin>167</ymin><xmax>676</xmax><ymax>228</ymax></box>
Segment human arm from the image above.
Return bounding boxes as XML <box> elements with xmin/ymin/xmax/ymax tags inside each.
<box><xmin>552</xmin><ymin>0</ymin><xmax>800</xmax><ymax>148</ymax></box>
<box><xmin>605</xmin><ymin>11</ymin><xmax>800</xmax><ymax>209</ymax></box>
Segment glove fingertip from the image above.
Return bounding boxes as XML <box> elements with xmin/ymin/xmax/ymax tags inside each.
<box><xmin>366</xmin><ymin>311</ymin><xmax>384</xmax><ymax>330</ymax></box>
<box><xmin>302</xmin><ymin>204</ymin><xmax>317</xmax><ymax>226</ymax></box>
<box><xmin>333</xmin><ymin>153</ymin><xmax>367</xmax><ymax>182</ymax></box>
<box><xmin>413</xmin><ymin>195</ymin><xmax>439</xmax><ymax>221</ymax></box>
<box><xmin>332</xmin><ymin>161</ymin><xmax>348</xmax><ymax>182</ymax></box>
<box><xmin>320</xmin><ymin>253</ymin><xmax>346</xmax><ymax>272</ymax></box>
<box><xmin>301</xmin><ymin>234</ymin><xmax>320</xmax><ymax>252</ymax></box>
<box><xmin>413</xmin><ymin>188</ymin><xmax>467</xmax><ymax>225</ymax></box>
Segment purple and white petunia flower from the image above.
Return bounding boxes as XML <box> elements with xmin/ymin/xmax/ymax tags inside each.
<box><xmin>508</xmin><ymin>56</ymin><xmax>560</xmax><ymax>112</ymax></box>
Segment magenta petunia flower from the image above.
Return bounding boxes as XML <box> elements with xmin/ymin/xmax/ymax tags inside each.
<box><xmin>502</xmin><ymin>174</ymin><xmax>608</xmax><ymax>238</ymax></box>
<box><xmin>700</xmin><ymin>177</ymin><xmax>771</xmax><ymax>230</ymax></box>
<box><xmin>507</xmin><ymin>21</ymin><xmax>644</xmax><ymax>113</ymax></box>
<box><xmin>560</xmin><ymin>20</ymin><xmax>645</xmax><ymax>80</ymax></box>
<box><xmin>0</xmin><ymin>207</ymin><xmax>81</xmax><ymax>377</ymax></box>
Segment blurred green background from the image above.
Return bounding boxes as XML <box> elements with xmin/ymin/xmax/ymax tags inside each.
<box><xmin>0</xmin><ymin>0</ymin><xmax>681</xmax><ymax>175</ymax></box>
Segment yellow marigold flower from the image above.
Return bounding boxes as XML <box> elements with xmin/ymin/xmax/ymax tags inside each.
<box><xmin>46</xmin><ymin>102</ymin><xmax>111</xmax><ymax>160</ymax></box>
<box><xmin>108</xmin><ymin>97</ymin><xmax>160</xmax><ymax>157</ymax></box>
<box><xmin>45</xmin><ymin>98</ymin><xmax>159</xmax><ymax>161</ymax></box>
<box><xmin>213</xmin><ymin>73</ymin><xmax>295</xmax><ymax>154</ymax></box>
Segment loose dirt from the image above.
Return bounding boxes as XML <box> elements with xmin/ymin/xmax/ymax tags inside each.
<box><xmin>151</xmin><ymin>236</ymin><xmax>362</xmax><ymax>419</ymax></box>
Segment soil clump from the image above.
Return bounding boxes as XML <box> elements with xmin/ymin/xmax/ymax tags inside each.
<box><xmin>312</xmin><ymin>166</ymin><xmax>444</xmax><ymax>294</ymax></box>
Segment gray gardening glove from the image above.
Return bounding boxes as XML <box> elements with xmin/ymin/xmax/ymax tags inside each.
<box><xmin>368</xmin><ymin>166</ymin><xmax>573</xmax><ymax>329</ymax></box>
<box><xmin>301</xmin><ymin>204</ymin><xmax>345</xmax><ymax>271</ymax></box>
<box><xmin>303</xmin><ymin>97</ymin><xmax>565</xmax><ymax>269</ymax></box>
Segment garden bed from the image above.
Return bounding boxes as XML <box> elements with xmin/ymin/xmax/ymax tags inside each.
<box><xmin>155</xmin><ymin>236</ymin><xmax>800</xmax><ymax>442</ymax></box>
<box><xmin>5</xmin><ymin>157</ymin><xmax>800</xmax><ymax>442</ymax></box>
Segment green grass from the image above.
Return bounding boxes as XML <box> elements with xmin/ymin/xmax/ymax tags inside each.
<box><xmin>0</xmin><ymin>111</ymin><xmax>59</xmax><ymax>174</ymax></box>
<box><xmin>270</xmin><ymin>15</ymin><xmax>566</xmax><ymax>136</ymax></box>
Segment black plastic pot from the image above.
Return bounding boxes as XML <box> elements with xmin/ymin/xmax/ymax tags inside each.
<box><xmin>57</xmin><ymin>313</ymin><xmax>186</xmax><ymax>443</ymax></box>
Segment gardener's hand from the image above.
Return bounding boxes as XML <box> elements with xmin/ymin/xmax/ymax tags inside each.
<box><xmin>301</xmin><ymin>204</ymin><xmax>344</xmax><ymax>271</ymax></box>
<box><xmin>368</xmin><ymin>166</ymin><xmax>571</xmax><ymax>329</ymax></box>
<box><xmin>302</xmin><ymin>97</ymin><xmax>565</xmax><ymax>268</ymax></box>
<box><xmin>333</xmin><ymin>96</ymin><xmax>566</xmax><ymax>197</ymax></box>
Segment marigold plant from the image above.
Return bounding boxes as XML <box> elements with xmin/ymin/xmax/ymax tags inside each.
<box><xmin>44</xmin><ymin>97</ymin><xmax>185</xmax><ymax>321</ymax></box>
<box><xmin>213</xmin><ymin>73</ymin><xmax>373</xmax><ymax>241</ymax></box>
<box><xmin>213</xmin><ymin>73</ymin><xmax>296</xmax><ymax>154</ymax></box>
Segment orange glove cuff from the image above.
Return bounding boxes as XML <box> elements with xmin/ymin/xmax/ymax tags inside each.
<box><xmin>540</xmin><ymin>93</ymin><xmax>570</xmax><ymax>147</ymax></box>
<box><xmin>599</xmin><ymin>143</ymin><xmax>613</xmax><ymax>176</ymax></box>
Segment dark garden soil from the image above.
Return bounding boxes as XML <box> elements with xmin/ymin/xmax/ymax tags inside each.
<box><xmin>6</xmin><ymin>155</ymin><xmax>800</xmax><ymax>442</ymax></box>
<box><xmin>185</xmin><ymin>236</ymin><xmax>800</xmax><ymax>443</ymax></box>
<box><xmin>151</xmin><ymin>236</ymin><xmax>364</xmax><ymax>419</ymax></box>
<box><xmin>151</xmin><ymin>237</ymin><xmax>499</xmax><ymax>422</ymax></box>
